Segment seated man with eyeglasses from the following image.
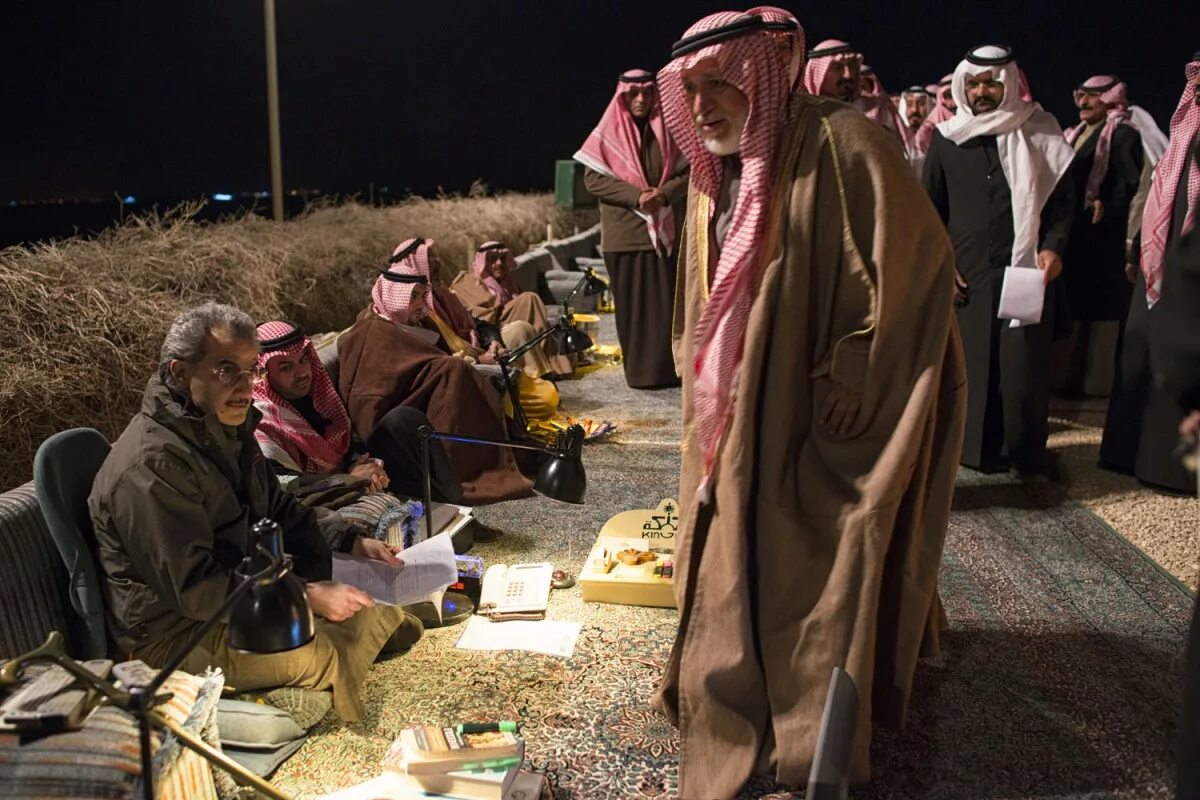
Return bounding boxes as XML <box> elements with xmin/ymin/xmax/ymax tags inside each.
<box><xmin>88</xmin><ymin>302</ymin><xmax>421</xmax><ymax>725</ymax></box>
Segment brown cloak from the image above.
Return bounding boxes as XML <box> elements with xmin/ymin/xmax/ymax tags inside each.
<box><xmin>449</xmin><ymin>272</ymin><xmax>574</xmax><ymax>376</ymax></box>
<box><xmin>337</xmin><ymin>307</ymin><xmax>532</xmax><ymax>504</ymax></box>
<box><xmin>659</xmin><ymin>95</ymin><xmax>966</xmax><ymax>796</ymax></box>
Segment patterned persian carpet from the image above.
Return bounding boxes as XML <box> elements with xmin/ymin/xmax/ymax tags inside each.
<box><xmin>273</xmin><ymin>315</ymin><xmax>1194</xmax><ymax>800</ymax></box>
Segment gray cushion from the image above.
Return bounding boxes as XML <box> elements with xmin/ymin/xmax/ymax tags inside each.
<box><xmin>216</xmin><ymin>699</ymin><xmax>305</xmax><ymax>749</ymax></box>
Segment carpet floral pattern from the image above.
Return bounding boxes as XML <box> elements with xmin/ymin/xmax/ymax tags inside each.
<box><xmin>273</xmin><ymin>316</ymin><xmax>1193</xmax><ymax>799</ymax></box>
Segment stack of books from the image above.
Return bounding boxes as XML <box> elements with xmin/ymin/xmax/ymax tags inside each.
<box><xmin>379</xmin><ymin>723</ymin><xmax>526</xmax><ymax>800</ymax></box>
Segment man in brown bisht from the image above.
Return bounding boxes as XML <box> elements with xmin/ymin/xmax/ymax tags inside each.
<box><xmin>656</xmin><ymin>12</ymin><xmax>965</xmax><ymax>797</ymax></box>
<box><xmin>450</xmin><ymin>241</ymin><xmax>574</xmax><ymax>378</ymax></box>
<box><xmin>338</xmin><ymin>248</ymin><xmax>532</xmax><ymax>503</ymax></box>
<box><xmin>574</xmin><ymin>69</ymin><xmax>688</xmax><ymax>389</ymax></box>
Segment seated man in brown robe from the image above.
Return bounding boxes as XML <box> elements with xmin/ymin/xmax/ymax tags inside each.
<box><xmin>394</xmin><ymin>238</ymin><xmax>560</xmax><ymax>422</ymax></box>
<box><xmin>338</xmin><ymin>253</ymin><xmax>533</xmax><ymax>503</ymax></box>
<box><xmin>450</xmin><ymin>241</ymin><xmax>574</xmax><ymax>378</ymax></box>
<box><xmin>654</xmin><ymin>12</ymin><xmax>965</xmax><ymax>797</ymax></box>
<box><xmin>89</xmin><ymin>302</ymin><xmax>421</xmax><ymax>724</ymax></box>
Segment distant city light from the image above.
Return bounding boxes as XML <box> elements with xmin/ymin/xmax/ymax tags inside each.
<box><xmin>122</xmin><ymin>195</ymin><xmax>136</xmax><ymax>204</ymax></box>
<box><xmin>254</xmin><ymin>191</ymin><xmax>270</xmax><ymax>199</ymax></box>
<box><xmin>212</xmin><ymin>193</ymin><xmax>234</xmax><ymax>202</ymax></box>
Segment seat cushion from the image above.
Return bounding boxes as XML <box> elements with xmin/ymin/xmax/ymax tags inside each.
<box><xmin>0</xmin><ymin>483</ymin><xmax>72</xmax><ymax>659</ymax></box>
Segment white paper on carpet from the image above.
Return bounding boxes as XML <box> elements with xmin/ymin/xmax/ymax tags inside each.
<box><xmin>454</xmin><ymin>616</ymin><xmax>581</xmax><ymax>659</ymax></box>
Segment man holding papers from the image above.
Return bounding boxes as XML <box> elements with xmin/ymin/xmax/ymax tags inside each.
<box><xmin>923</xmin><ymin>45</ymin><xmax>1076</xmax><ymax>478</ymax></box>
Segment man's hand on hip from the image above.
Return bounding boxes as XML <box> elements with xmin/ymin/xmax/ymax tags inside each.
<box><xmin>817</xmin><ymin>378</ymin><xmax>862</xmax><ymax>436</ymax></box>
<box><xmin>306</xmin><ymin>581</ymin><xmax>375</xmax><ymax>622</ymax></box>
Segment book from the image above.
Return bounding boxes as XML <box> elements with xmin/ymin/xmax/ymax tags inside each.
<box><xmin>382</xmin><ymin>726</ymin><xmax>524</xmax><ymax>776</ymax></box>
<box><xmin>388</xmin><ymin>765</ymin><xmax>519</xmax><ymax>800</ymax></box>
<box><xmin>317</xmin><ymin>770</ymin><xmax>547</xmax><ymax>800</ymax></box>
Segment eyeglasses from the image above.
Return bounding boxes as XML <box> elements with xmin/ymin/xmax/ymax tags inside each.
<box><xmin>210</xmin><ymin>365</ymin><xmax>267</xmax><ymax>387</ymax></box>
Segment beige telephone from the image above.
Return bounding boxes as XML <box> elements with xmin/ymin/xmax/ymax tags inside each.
<box><xmin>477</xmin><ymin>562</ymin><xmax>553</xmax><ymax>621</ymax></box>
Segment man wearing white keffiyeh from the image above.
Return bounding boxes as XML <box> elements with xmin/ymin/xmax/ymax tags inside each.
<box><xmin>922</xmin><ymin>44</ymin><xmax>1077</xmax><ymax>479</ymax></box>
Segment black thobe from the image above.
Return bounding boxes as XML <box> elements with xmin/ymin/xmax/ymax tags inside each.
<box><xmin>1146</xmin><ymin>228</ymin><xmax>1200</xmax><ymax>797</ymax></box>
<box><xmin>923</xmin><ymin>128</ymin><xmax>1076</xmax><ymax>472</ymax></box>
<box><xmin>1101</xmin><ymin>133</ymin><xmax>1198</xmax><ymax>494</ymax></box>
<box><xmin>1063</xmin><ymin>123</ymin><xmax>1143</xmax><ymax>321</ymax></box>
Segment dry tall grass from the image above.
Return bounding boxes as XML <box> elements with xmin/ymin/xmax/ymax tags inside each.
<box><xmin>0</xmin><ymin>194</ymin><xmax>595</xmax><ymax>491</ymax></box>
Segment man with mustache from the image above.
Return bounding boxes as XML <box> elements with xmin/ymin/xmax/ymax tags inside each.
<box><xmin>900</xmin><ymin>85</ymin><xmax>932</xmax><ymax>130</ymax></box>
<box><xmin>657</xmin><ymin>12</ymin><xmax>965</xmax><ymax>796</ymax></box>
<box><xmin>922</xmin><ymin>45</ymin><xmax>1076</xmax><ymax>479</ymax></box>
<box><xmin>575</xmin><ymin>69</ymin><xmax>689</xmax><ymax>389</ymax></box>
<box><xmin>89</xmin><ymin>303</ymin><xmax>420</xmax><ymax>725</ymax></box>
<box><xmin>1101</xmin><ymin>53</ymin><xmax>1200</xmax><ymax>495</ymax></box>
<box><xmin>1058</xmin><ymin>77</ymin><xmax>1145</xmax><ymax>400</ymax></box>
<box><xmin>802</xmin><ymin>39</ymin><xmax>907</xmax><ymax>149</ymax></box>
<box><xmin>252</xmin><ymin>320</ymin><xmax>464</xmax><ymax>503</ymax></box>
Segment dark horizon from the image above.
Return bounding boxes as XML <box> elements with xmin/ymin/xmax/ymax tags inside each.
<box><xmin>3</xmin><ymin>1</ymin><xmax>1193</xmax><ymax>203</ymax></box>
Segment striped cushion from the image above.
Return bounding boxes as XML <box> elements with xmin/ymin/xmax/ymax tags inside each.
<box><xmin>0</xmin><ymin>483</ymin><xmax>73</xmax><ymax>660</ymax></box>
<box><xmin>0</xmin><ymin>666</ymin><xmax>224</xmax><ymax>800</ymax></box>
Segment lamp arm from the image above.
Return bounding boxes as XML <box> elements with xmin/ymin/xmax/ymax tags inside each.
<box><xmin>144</xmin><ymin>553</ymin><xmax>280</xmax><ymax>698</ymax></box>
<box><xmin>497</xmin><ymin>321</ymin><xmax>561</xmax><ymax>366</ymax></box>
<box><xmin>561</xmin><ymin>273</ymin><xmax>591</xmax><ymax>312</ymax></box>
<box><xmin>420</xmin><ymin>427</ymin><xmax>562</xmax><ymax>457</ymax></box>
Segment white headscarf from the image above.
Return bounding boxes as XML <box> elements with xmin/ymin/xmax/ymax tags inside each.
<box><xmin>1128</xmin><ymin>105</ymin><xmax>1169</xmax><ymax>166</ymax></box>
<box><xmin>938</xmin><ymin>45</ymin><xmax>1074</xmax><ymax>268</ymax></box>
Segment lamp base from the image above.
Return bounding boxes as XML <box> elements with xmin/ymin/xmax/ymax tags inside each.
<box><xmin>406</xmin><ymin>591</ymin><xmax>475</xmax><ymax>628</ymax></box>
<box><xmin>551</xmin><ymin>569</ymin><xmax>576</xmax><ymax>590</ymax></box>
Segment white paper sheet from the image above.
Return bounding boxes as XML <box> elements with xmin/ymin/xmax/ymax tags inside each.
<box><xmin>332</xmin><ymin>532</ymin><xmax>457</xmax><ymax>607</ymax></box>
<box><xmin>454</xmin><ymin>616</ymin><xmax>582</xmax><ymax>659</ymax></box>
<box><xmin>997</xmin><ymin>266</ymin><xmax>1045</xmax><ymax>326</ymax></box>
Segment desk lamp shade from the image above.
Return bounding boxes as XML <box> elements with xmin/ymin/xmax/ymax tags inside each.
<box><xmin>229</xmin><ymin>519</ymin><xmax>315</xmax><ymax>654</ymax></box>
<box><xmin>534</xmin><ymin>425</ymin><xmax>586</xmax><ymax>504</ymax></box>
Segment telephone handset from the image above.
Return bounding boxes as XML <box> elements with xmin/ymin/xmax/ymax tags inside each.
<box><xmin>477</xmin><ymin>562</ymin><xmax>553</xmax><ymax>621</ymax></box>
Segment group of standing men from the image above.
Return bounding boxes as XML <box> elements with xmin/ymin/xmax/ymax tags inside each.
<box><xmin>577</xmin><ymin>5</ymin><xmax>1200</xmax><ymax>798</ymax></box>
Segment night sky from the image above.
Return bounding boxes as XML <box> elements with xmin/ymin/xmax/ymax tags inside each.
<box><xmin>3</xmin><ymin>1</ymin><xmax>1194</xmax><ymax>202</ymax></box>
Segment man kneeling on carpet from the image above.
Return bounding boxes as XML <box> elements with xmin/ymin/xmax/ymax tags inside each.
<box><xmin>89</xmin><ymin>302</ymin><xmax>422</xmax><ymax>725</ymax></box>
<box><xmin>252</xmin><ymin>319</ymin><xmax>464</xmax><ymax>504</ymax></box>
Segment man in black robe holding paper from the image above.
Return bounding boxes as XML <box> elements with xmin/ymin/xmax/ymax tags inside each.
<box><xmin>923</xmin><ymin>45</ymin><xmax>1076</xmax><ymax>477</ymax></box>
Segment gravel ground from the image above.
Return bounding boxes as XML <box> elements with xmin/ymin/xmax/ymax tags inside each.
<box><xmin>1046</xmin><ymin>396</ymin><xmax>1199</xmax><ymax>590</ymax></box>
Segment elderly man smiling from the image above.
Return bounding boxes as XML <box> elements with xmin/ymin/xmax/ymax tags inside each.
<box><xmin>89</xmin><ymin>302</ymin><xmax>418</xmax><ymax>724</ymax></box>
<box><xmin>655</xmin><ymin>12</ymin><xmax>965</xmax><ymax>797</ymax></box>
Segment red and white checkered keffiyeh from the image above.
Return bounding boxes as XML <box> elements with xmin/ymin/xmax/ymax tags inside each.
<box><xmin>1064</xmin><ymin>76</ymin><xmax>1132</xmax><ymax>205</ymax></box>
<box><xmin>573</xmin><ymin>69</ymin><xmax>684</xmax><ymax>255</ymax></box>
<box><xmin>1140</xmin><ymin>58</ymin><xmax>1200</xmax><ymax>307</ymax></box>
<box><xmin>747</xmin><ymin>6</ymin><xmax>805</xmax><ymax>93</ymax></box>
<box><xmin>914</xmin><ymin>74</ymin><xmax>956</xmax><ymax>157</ymax></box>
<box><xmin>472</xmin><ymin>242</ymin><xmax>520</xmax><ymax>305</ymax></box>
<box><xmin>802</xmin><ymin>39</ymin><xmax>859</xmax><ymax>98</ymax></box>
<box><xmin>394</xmin><ymin>237</ymin><xmax>482</xmax><ymax>348</ymax></box>
<box><xmin>658</xmin><ymin>11</ymin><xmax>789</xmax><ymax>497</ymax></box>
<box><xmin>373</xmin><ymin>239</ymin><xmax>430</xmax><ymax>324</ymax></box>
<box><xmin>253</xmin><ymin>320</ymin><xmax>351</xmax><ymax>473</ymax></box>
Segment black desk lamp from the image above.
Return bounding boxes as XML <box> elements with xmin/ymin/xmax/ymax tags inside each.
<box><xmin>497</xmin><ymin>313</ymin><xmax>594</xmax><ymax>431</ymax></box>
<box><xmin>0</xmin><ymin>519</ymin><xmax>310</xmax><ymax>800</ymax></box>
<box><xmin>419</xmin><ymin>423</ymin><xmax>586</xmax><ymax>603</ymax></box>
<box><xmin>561</xmin><ymin>266</ymin><xmax>609</xmax><ymax>317</ymax></box>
